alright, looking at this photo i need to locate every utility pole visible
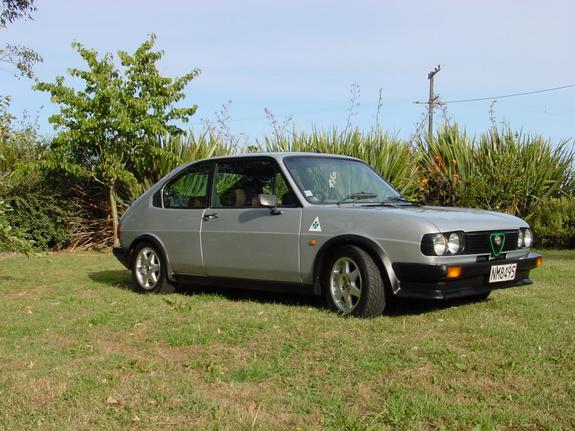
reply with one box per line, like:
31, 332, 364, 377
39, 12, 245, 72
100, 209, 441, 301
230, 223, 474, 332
427, 65, 441, 139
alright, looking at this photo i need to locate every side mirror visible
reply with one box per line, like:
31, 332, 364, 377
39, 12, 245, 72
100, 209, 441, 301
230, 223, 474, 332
258, 194, 282, 215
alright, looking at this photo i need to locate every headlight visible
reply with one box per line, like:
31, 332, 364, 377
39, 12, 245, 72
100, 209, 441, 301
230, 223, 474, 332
447, 232, 462, 254
433, 234, 447, 255
523, 228, 533, 248
517, 230, 524, 248
421, 231, 465, 256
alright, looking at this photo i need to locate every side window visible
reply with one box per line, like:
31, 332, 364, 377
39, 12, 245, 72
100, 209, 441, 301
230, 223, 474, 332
266, 172, 298, 207
152, 190, 162, 207
163, 164, 210, 209
213, 159, 299, 208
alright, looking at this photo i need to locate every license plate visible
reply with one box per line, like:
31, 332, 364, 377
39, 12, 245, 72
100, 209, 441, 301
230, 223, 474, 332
489, 263, 517, 283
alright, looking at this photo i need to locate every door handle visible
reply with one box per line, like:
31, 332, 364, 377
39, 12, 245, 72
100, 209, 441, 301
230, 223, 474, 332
203, 212, 219, 221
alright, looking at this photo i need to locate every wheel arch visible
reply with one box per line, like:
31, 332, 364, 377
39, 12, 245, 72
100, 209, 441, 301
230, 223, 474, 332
312, 234, 397, 296
127, 234, 176, 282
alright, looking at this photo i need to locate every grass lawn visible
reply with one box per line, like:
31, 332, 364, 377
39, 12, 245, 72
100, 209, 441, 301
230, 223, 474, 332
0, 250, 573, 430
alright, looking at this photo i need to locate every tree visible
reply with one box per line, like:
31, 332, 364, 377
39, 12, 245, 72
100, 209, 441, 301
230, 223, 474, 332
0, 0, 42, 78
1, 0, 35, 24
35, 34, 200, 246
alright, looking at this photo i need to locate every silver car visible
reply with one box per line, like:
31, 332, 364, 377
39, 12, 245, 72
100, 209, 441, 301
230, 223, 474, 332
113, 153, 542, 317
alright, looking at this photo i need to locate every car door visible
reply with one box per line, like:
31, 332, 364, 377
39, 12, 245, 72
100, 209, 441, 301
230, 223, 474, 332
200, 157, 302, 283
152, 162, 212, 274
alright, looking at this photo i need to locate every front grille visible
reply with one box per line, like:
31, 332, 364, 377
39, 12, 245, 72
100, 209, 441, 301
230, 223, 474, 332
464, 230, 519, 255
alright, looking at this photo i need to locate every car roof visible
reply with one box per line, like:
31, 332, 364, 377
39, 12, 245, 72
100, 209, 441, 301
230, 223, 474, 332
191, 152, 362, 165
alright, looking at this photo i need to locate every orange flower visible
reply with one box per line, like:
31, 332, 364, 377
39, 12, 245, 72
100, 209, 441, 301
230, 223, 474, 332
434, 155, 442, 163
452, 173, 460, 180
451, 159, 457, 166
420, 178, 429, 187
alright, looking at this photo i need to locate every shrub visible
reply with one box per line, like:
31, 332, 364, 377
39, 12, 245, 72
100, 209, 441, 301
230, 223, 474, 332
418, 154, 465, 206
0, 199, 33, 253
530, 197, 575, 248
418, 125, 471, 206
1, 182, 81, 251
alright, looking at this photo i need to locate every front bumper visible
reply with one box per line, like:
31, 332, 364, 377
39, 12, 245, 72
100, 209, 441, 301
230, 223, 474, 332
392, 253, 541, 300
112, 246, 130, 269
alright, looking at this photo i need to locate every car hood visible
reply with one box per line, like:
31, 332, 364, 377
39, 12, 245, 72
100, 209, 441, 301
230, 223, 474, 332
366, 205, 528, 232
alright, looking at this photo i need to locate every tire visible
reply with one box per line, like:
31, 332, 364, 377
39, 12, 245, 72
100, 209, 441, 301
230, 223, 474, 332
324, 245, 386, 318
131, 242, 175, 294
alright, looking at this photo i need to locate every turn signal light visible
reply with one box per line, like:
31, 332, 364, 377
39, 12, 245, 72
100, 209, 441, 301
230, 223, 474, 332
446, 266, 462, 279
535, 256, 543, 267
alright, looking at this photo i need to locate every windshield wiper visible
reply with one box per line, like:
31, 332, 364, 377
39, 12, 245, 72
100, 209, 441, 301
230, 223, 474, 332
381, 196, 419, 206
337, 192, 378, 204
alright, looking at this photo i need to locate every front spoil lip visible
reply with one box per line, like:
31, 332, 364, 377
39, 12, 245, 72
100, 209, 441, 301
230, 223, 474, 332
393, 253, 541, 283
391, 253, 542, 300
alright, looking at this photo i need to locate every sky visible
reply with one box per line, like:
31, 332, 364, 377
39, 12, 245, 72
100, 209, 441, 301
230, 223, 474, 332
2, 0, 575, 147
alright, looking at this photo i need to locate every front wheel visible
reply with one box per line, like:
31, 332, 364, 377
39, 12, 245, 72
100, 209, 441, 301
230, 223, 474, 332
324, 245, 386, 318
131, 243, 175, 294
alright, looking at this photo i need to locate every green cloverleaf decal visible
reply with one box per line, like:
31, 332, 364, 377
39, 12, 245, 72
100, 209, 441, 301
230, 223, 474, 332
489, 232, 506, 257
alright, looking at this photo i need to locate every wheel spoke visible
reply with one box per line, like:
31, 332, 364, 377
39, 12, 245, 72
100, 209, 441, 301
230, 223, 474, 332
150, 271, 158, 284
350, 285, 361, 298
349, 268, 359, 283
343, 292, 352, 309
344, 260, 351, 276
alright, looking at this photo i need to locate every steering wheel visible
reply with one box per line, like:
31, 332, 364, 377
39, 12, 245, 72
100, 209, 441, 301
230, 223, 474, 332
166, 191, 184, 208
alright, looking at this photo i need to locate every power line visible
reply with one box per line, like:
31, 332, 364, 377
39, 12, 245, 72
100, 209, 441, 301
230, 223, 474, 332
189, 83, 575, 126
501, 107, 575, 118
441, 84, 575, 104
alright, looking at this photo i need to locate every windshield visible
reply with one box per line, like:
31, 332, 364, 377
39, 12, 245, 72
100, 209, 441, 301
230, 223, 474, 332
284, 156, 401, 205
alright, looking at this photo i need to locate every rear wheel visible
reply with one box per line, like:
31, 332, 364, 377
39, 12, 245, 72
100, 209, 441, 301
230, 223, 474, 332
131, 243, 175, 294
324, 245, 386, 318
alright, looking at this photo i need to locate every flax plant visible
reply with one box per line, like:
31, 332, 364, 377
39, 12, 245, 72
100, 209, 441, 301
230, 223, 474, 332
260, 127, 420, 197
469, 128, 573, 219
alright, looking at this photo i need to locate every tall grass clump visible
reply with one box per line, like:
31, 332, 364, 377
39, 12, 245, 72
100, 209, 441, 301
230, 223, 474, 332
132, 131, 235, 191
417, 124, 473, 206
418, 125, 574, 221
261, 127, 421, 197
467, 128, 573, 220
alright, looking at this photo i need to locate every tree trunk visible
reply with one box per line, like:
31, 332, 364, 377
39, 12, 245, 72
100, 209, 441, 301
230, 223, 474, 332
109, 184, 120, 247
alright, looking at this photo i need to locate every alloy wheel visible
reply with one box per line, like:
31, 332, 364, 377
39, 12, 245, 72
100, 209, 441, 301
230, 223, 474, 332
329, 257, 362, 313
135, 247, 161, 290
